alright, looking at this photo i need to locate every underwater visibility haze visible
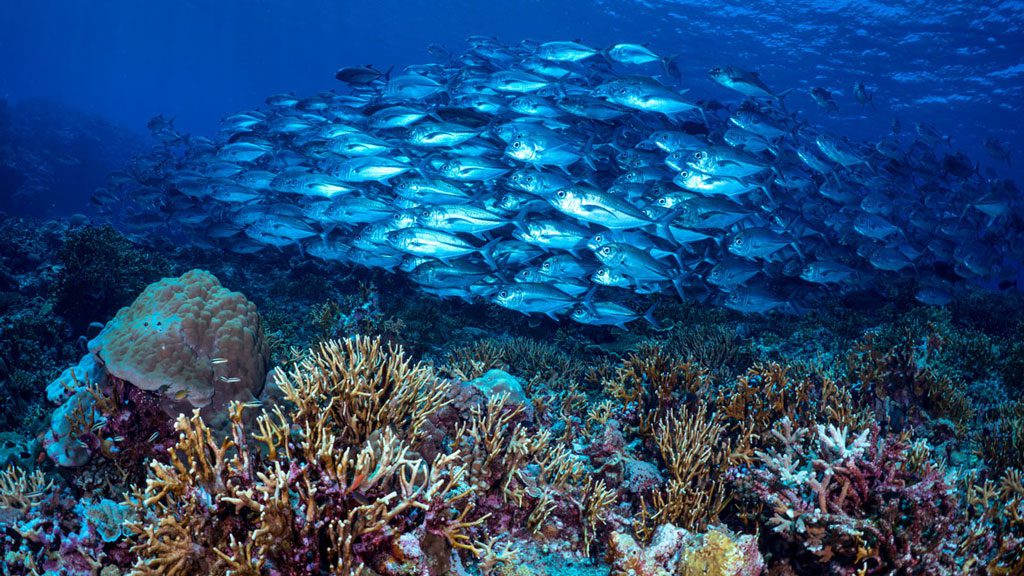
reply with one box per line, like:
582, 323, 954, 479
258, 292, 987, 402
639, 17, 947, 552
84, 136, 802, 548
0, 1, 1023, 575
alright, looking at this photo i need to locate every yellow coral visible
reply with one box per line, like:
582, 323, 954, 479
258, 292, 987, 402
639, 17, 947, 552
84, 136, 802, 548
129, 336, 478, 576
0, 465, 52, 511
271, 335, 450, 446
605, 343, 712, 436
678, 528, 749, 576
640, 403, 750, 535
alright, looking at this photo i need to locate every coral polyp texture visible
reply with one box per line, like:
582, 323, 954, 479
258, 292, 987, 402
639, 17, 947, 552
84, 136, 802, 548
1, 221, 1024, 575
88, 269, 270, 421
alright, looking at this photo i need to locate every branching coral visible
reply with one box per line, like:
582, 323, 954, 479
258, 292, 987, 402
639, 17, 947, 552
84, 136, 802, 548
443, 336, 583, 391
847, 329, 974, 434
959, 468, 1024, 573
717, 362, 872, 444
669, 323, 744, 377
981, 400, 1024, 472
54, 225, 170, 331
733, 417, 961, 574
271, 335, 450, 446
0, 465, 52, 511
129, 335, 471, 576
454, 392, 549, 500
638, 403, 751, 538
577, 477, 617, 554
605, 342, 712, 437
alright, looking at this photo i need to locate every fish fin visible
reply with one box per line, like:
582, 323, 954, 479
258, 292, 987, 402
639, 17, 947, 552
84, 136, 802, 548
512, 209, 533, 235
479, 237, 502, 270
544, 311, 560, 322
583, 286, 597, 312
671, 277, 686, 301
663, 54, 682, 81
643, 302, 663, 330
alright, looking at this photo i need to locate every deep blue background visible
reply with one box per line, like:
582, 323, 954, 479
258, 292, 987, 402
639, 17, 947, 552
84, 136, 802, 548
1, 0, 1021, 215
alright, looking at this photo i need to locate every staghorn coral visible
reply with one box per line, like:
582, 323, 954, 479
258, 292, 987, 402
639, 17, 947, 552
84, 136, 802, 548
54, 225, 171, 331
717, 362, 870, 441
454, 392, 547, 499
846, 328, 974, 435
443, 336, 583, 392
270, 335, 450, 446
980, 400, 1024, 473
604, 342, 712, 437
732, 417, 961, 574
958, 468, 1024, 573
637, 403, 751, 538
668, 323, 745, 378
0, 465, 52, 512
577, 477, 617, 554
129, 337, 472, 576
88, 269, 270, 430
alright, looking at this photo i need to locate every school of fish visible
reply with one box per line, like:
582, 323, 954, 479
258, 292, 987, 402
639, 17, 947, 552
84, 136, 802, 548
95, 37, 1022, 328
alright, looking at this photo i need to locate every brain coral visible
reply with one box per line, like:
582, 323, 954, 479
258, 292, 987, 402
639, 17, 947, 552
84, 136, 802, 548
87, 269, 270, 422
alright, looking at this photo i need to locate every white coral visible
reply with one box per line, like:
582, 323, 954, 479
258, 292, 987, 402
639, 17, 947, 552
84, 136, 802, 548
816, 423, 870, 463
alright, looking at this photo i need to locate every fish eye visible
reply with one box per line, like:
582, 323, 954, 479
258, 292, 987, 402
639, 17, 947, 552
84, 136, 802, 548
657, 198, 668, 206
680, 170, 689, 178
595, 234, 604, 242
573, 308, 584, 317
499, 290, 508, 298
601, 246, 612, 255
542, 262, 551, 270
735, 237, 743, 245
694, 151, 705, 160
513, 141, 521, 149
441, 163, 449, 170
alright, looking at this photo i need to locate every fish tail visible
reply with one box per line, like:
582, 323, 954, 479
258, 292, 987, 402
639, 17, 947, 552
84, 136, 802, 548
479, 236, 502, 270
775, 88, 794, 114
642, 302, 663, 330
663, 54, 682, 81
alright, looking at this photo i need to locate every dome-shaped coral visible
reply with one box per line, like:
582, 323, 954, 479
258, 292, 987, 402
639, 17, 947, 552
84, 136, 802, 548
87, 269, 269, 422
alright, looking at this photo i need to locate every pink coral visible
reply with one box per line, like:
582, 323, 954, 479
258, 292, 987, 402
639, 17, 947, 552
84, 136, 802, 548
733, 419, 960, 574
88, 269, 269, 424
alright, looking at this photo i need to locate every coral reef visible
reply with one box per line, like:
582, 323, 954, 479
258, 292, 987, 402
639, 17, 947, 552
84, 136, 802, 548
129, 337, 463, 575
1, 214, 1024, 575
54, 225, 171, 331
732, 419, 960, 573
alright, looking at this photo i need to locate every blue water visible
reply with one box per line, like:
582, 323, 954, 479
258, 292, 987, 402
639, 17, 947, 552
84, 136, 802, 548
1, 0, 1020, 217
